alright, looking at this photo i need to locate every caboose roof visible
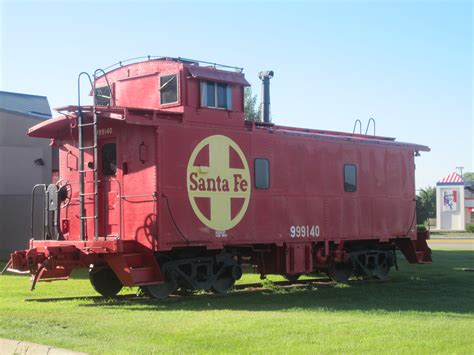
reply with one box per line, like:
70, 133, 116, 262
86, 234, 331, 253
187, 66, 250, 86
27, 106, 182, 137
256, 124, 430, 152
27, 105, 430, 153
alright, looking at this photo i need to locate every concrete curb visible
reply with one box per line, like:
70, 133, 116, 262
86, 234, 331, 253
0, 339, 88, 355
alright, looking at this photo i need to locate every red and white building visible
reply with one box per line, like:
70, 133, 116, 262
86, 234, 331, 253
436, 172, 474, 230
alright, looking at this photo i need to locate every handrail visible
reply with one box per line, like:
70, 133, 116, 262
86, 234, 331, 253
352, 119, 362, 134
108, 178, 123, 240
93, 68, 113, 106
77, 72, 94, 241
31, 184, 47, 240
53, 177, 158, 241
365, 117, 376, 136
100, 55, 244, 75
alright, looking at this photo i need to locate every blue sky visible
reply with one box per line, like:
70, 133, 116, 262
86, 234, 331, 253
1, 0, 472, 189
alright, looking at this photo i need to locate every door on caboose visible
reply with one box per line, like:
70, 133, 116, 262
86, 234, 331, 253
98, 139, 121, 238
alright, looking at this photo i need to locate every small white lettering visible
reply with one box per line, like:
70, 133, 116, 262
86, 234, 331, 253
215, 230, 228, 238
290, 225, 320, 238
97, 128, 113, 136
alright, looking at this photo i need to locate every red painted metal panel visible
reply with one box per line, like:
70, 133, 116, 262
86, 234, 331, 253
7, 58, 430, 286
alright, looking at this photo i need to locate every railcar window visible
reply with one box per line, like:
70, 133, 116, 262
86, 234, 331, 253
160, 74, 178, 105
255, 158, 270, 189
102, 143, 117, 176
205, 81, 216, 107
95, 86, 111, 106
201, 80, 232, 110
344, 164, 357, 192
216, 83, 227, 108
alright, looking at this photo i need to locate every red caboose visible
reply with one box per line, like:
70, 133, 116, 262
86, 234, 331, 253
6, 57, 431, 298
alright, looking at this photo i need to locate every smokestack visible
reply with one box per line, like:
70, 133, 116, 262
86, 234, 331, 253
259, 70, 274, 123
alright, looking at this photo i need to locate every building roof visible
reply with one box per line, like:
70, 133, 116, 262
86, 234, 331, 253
0, 91, 52, 119
437, 172, 465, 186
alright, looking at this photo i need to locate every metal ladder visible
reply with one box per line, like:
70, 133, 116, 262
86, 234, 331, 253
77, 70, 111, 241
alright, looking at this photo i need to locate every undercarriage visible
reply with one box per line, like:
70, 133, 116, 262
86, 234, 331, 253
3, 232, 431, 300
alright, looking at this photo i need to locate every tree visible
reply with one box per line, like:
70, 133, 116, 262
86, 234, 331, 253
416, 187, 436, 225
463, 171, 474, 182
244, 87, 261, 122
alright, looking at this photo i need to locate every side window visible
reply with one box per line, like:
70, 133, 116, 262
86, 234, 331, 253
344, 164, 357, 192
160, 74, 178, 105
102, 143, 117, 176
95, 86, 111, 106
255, 158, 270, 189
201, 80, 232, 110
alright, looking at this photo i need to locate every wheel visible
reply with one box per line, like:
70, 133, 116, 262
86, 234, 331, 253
211, 275, 235, 294
211, 264, 241, 294
141, 280, 178, 299
89, 266, 123, 297
373, 264, 391, 280
373, 253, 392, 280
327, 262, 353, 283
284, 273, 301, 283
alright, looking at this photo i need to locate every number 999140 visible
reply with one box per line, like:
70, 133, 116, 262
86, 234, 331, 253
290, 225, 320, 238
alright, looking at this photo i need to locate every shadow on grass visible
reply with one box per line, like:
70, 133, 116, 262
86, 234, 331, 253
4, 250, 474, 315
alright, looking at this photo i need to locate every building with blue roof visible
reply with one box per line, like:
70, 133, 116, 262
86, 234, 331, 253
0, 91, 54, 258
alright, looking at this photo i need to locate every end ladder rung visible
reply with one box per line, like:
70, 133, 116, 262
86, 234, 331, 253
79, 169, 97, 173
80, 215, 98, 220
80, 192, 97, 196
78, 122, 97, 127
79, 145, 97, 150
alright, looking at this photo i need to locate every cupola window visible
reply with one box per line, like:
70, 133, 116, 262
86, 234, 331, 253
201, 81, 232, 110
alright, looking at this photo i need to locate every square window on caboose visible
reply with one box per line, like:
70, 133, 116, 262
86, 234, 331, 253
201, 80, 232, 110
159, 74, 178, 105
344, 164, 357, 192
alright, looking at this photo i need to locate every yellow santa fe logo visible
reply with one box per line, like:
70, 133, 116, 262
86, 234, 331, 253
187, 135, 251, 231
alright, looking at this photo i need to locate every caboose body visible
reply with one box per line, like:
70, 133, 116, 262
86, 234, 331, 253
6, 57, 431, 298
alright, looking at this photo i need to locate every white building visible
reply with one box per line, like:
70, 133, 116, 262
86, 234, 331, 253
436, 172, 474, 231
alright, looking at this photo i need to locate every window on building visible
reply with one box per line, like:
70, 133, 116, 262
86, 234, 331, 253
344, 164, 357, 192
95, 86, 111, 106
201, 81, 232, 110
160, 74, 178, 105
255, 158, 270, 189
102, 143, 117, 176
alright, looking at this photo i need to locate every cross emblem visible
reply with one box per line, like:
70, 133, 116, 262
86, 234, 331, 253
187, 135, 251, 231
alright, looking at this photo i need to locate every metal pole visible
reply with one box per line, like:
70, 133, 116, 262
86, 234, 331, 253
78, 106, 85, 241
92, 76, 99, 241
77, 72, 93, 241
258, 71, 274, 123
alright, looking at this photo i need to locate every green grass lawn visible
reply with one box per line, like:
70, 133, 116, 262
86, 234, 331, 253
1, 248, 473, 354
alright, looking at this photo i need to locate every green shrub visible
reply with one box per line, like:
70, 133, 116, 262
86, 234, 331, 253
417, 225, 427, 232
466, 224, 474, 233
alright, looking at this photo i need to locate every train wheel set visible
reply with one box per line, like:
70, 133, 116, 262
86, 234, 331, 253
85, 247, 397, 299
